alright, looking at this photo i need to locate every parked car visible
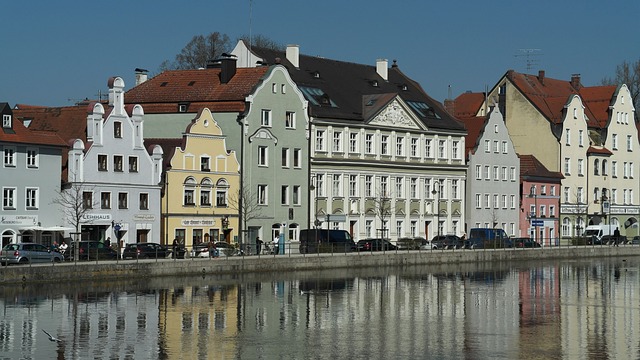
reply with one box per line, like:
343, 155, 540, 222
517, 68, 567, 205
600, 235, 628, 246
66, 241, 118, 261
122, 242, 171, 259
213, 242, 239, 257
0, 243, 64, 265
190, 243, 220, 258
512, 237, 541, 248
632, 236, 640, 245
419, 240, 436, 250
357, 238, 397, 252
397, 237, 428, 250
466, 228, 512, 249
299, 229, 356, 254
431, 235, 464, 249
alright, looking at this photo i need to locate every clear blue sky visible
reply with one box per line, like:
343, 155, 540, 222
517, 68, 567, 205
2, 0, 639, 107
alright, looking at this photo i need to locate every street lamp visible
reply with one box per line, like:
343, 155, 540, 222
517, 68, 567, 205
529, 185, 538, 245
601, 188, 609, 237
309, 174, 320, 252
432, 181, 440, 240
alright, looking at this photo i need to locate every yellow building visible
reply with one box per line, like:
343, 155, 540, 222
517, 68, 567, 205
158, 108, 240, 249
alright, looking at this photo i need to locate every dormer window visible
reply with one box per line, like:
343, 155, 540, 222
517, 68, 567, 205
401, 84, 408, 91
372, 80, 379, 87
2, 114, 11, 128
313, 71, 320, 79
178, 103, 188, 113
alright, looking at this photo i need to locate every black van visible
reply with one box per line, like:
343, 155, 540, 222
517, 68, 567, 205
299, 229, 356, 254
466, 228, 512, 249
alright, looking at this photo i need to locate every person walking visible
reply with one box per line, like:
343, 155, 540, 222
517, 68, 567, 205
614, 228, 621, 247
272, 233, 279, 255
172, 237, 180, 259
208, 240, 217, 258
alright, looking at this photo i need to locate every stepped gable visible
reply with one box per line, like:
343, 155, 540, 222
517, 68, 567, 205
125, 67, 269, 113
246, 44, 465, 131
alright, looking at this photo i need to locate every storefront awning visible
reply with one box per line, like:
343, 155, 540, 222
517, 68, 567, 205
19, 226, 74, 232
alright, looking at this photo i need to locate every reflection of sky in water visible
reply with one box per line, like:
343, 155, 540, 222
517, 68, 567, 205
0, 258, 639, 359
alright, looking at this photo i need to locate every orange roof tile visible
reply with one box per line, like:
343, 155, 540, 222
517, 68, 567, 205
519, 154, 564, 180
451, 92, 485, 118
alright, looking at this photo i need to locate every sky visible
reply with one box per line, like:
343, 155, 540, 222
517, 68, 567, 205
2, 0, 640, 107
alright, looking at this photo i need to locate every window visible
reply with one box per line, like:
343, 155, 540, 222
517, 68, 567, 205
493, 194, 499, 209
365, 134, 374, 154
510, 167, 516, 181
184, 188, 194, 205
577, 187, 584, 203
624, 162, 629, 178
3, 147, 16, 167
139, 193, 149, 210
82, 191, 93, 209
612, 189, 618, 204
98, 154, 108, 171
577, 159, 584, 176
493, 140, 499, 153
101, 192, 111, 209
349, 133, 359, 153
565, 129, 570, 145
114, 121, 122, 138
550, 206, 555, 217
216, 179, 229, 207
396, 221, 403, 238
316, 174, 325, 197
381, 135, 389, 155
612, 161, 618, 177
365, 220, 373, 238
563, 187, 570, 203
475, 165, 482, 180
411, 221, 417, 237
113, 155, 123, 172
627, 135, 633, 151
602, 160, 608, 176
631, 162, 635, 178
410, 138, 418, 157
475, 194, 481, 208
333, 131, 343, 152
484, 194, 490, 209
2, 114, 11, 127
349, 175, 358, 197
612, 134, 618, 150
315, 130, 326, 151
257, 185, 268, 205
540, 205, 546, 217
550, 186, 556, 196
380, 176, 389, 196
501, 141, 508, 154
501, 166, 507, 181
579, 130, 584, 147
365, 175, 373, 197
129, 156, 139, 172
281, 148, 290, 168
184, 178, 196, 206
200, 157, 210, 171
452, 141, 460, 159
332, 174, 342, 197
438, 140, 446, 159
293, 149, 302, 168
258, 146, 268, 166
261, 109, 272, 127
3, 187, 16, 209
26, 148, 38, 168
200, 186, 211, 206
281, 185, 289, 205
281, 84, 286, 94
396, 177, 404, 198
293, 185, 301, 205
424, 178, 432, 198
510, 195, 516, 209
493, 166, 499, 180
410, 178, 417, 198
396, 137, 404, 156
484, 140, 490, 153
564, 158, 571, 175
451, 179, 458, 199
425, 139, 433, 158
484, 166, 490, 180
118, 193, 128, 209
594, 159, 600, 175
501, 195, 507, 208
271, 83, 277, 93
24, 188, 38, 209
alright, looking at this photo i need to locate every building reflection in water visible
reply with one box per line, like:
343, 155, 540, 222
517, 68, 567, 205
0, 258, 639, 359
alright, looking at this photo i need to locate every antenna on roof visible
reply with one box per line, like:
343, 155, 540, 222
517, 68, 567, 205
248, 0, 253, 52
514, 49, 543, 72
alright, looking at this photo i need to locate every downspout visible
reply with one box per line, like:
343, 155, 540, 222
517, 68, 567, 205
307, 116, 313, 230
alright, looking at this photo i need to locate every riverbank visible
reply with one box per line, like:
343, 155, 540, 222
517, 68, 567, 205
2, 245, 639, 285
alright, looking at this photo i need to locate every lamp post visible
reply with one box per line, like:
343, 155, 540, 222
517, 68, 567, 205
601, 188, 609, 239
309, 174, 320, 252
432, 181, 440, 240
529, 185, 538, 245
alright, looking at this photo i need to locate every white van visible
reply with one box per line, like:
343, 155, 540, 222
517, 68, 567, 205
583, 225, 616, 244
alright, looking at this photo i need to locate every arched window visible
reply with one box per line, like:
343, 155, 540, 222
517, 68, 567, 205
602, 160, 608, 176
562, 217, 571, 237
594, 159, 600, 175
183, 177, 197, 206
200, 178, 213, 206
594, 187, 600, 202
216, 179, 229, 207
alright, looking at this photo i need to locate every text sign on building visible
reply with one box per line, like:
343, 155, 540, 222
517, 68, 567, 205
81, 214, 112, 222
532, 220, 544, 227
0, 215, 38, 226
180, 218, 215, 227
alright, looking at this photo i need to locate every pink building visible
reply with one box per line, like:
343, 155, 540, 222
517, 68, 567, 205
519, 155, 564, 246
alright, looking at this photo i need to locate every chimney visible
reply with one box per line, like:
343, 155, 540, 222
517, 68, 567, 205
538, 70, 545, 85
286, 44, 299, 68
444, 99, 455, 115
219, 57, 237, 84
135, 68, 148, 86
376, 59, 388, 81
571, 74, 582, 90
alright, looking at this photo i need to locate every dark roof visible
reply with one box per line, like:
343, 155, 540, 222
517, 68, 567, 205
519, 154, 564, 180
456, 115, 486, 157
145, 138, 183, 170
1, 104, 67, 147
245, 44, 465, 131
125, 67, 269, 114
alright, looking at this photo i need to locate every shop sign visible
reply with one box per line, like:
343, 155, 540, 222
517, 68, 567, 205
134, 214, 156, 221
181, 218, 215, 227
1, 215, 38, 226
81, 213, 112, 222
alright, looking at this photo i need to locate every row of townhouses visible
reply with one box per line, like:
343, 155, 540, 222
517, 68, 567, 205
1, 40, 637, 251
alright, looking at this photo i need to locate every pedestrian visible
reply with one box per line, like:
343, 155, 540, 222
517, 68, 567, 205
59, 240, 68, 255
256, 237, 263, 255
272, 233, 279, 255
172, 237, 180, 259
208, 239, 217, 258
614, 228, 621, 247
105, 237, 111, 249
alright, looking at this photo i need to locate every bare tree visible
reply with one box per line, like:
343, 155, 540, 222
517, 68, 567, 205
160, 32, 232, 71
372, 187, 393, 240
51, 182, 97, 260
237, 34, 285, 51
228, 184, 264, 250
601, 58, 640, 121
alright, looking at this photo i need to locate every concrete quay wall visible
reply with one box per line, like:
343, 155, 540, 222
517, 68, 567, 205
2, 246, 639, 285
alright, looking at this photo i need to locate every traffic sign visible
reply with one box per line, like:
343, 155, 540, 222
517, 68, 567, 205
532, 220, 544, 227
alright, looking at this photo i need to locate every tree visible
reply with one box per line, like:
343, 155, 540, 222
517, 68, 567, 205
228, 184, 264, 252
51, 182, 97, 261
237, 34, 285, 51
160, 32, 232, 71
372, 187, 393, 240
601, 58, 640, 121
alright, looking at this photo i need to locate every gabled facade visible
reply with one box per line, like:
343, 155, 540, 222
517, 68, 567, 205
460, 106, 520, 236
156, 108, 240, 249
460, 70, 639, 240
126, 62, 310, 249
233, 41, 468, 241
0, 103, 67, 247
66, 77, 163, 246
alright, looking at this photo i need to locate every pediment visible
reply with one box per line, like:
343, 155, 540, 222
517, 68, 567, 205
367, 98, 422, 129
249, 128, 278, 144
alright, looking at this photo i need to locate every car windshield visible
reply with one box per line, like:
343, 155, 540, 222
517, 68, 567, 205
3, 244, 19, 251
584, 230, 599, 236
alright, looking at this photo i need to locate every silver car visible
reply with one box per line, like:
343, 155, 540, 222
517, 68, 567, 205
0, 243, 64, 265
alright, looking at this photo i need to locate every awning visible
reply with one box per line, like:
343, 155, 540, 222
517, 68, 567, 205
19, 226, 74, 232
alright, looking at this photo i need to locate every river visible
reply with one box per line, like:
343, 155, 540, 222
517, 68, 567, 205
1, 257, 638, 359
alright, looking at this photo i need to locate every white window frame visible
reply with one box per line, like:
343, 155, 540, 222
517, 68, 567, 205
425, 139, 433, 158
410, 138, 418, 157
438, 140, 446, 159
292, 185, 301, 205
293, 149, 302, 168
315, 130, 326, 151
349, 133, 359, 153
258, 146, 268, 167
25, 187, 38, 209
333, 131, 343, 152
349, 175, 358, 197
365, 134, 374, 154
381, 135, 389, 155
3, 187, 16, 209
26, 147, 39, 168
3, 146, 16, 167
281, 148, 290, 168
281, 185, 289, 205
257, 184, 268, 205
396, 137, 404, 156
261, 109, 272, 127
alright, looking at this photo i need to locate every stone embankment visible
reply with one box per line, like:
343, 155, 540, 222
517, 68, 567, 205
2, 246, 639, 285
